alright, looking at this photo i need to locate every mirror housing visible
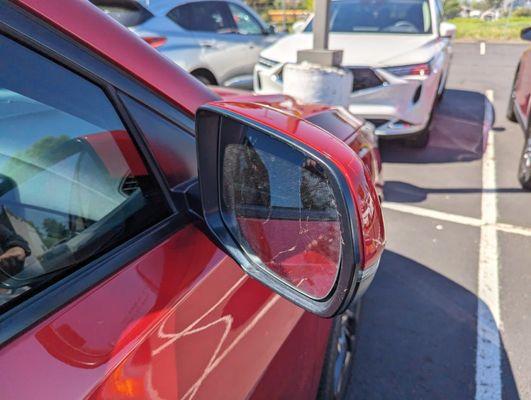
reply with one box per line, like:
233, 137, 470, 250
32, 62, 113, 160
267, 24, 277, 35
521, 27, 531, 41
440, 22, 456, 38
292, 20, 306, 33
196, 102, 385, 317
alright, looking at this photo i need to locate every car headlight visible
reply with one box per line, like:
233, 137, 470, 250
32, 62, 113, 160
384, 61, 432, 77
257, 56, 281, 69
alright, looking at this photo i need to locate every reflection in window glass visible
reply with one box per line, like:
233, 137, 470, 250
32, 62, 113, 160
221, 120, 342, 299
0, 34, 169, 307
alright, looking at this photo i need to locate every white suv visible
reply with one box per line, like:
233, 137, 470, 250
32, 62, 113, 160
254, 0, 455, 147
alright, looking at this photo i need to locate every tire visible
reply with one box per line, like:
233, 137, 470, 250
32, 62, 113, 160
507, 68, 519, 123
194, 74, 213, 85
507, 90, 517, 123
405, 126, 430, 148
404, 94, 438, 149
317, 303, 360, 400
518, 129, 531, 190
191, 70, 216, 86
436, 73, 447, 103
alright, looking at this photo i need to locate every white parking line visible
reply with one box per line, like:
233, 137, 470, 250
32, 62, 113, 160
480, 42, 486, 56
476, 89, 501, 400
382, 202, 531, 237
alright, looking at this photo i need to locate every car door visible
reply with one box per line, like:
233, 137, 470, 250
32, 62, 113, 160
167, 1, 250, 85
225, 2, 279, 85
0, 5, 332, 400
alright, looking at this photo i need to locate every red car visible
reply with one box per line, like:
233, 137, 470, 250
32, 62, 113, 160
507, 26, 531, 190
0, 1, 384, 399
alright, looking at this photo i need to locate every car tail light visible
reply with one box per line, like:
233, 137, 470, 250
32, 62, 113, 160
142, 36, 167, 48
385, 62, 432, 77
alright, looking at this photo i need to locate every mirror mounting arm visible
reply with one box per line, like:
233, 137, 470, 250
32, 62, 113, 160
171, 178, 204, 222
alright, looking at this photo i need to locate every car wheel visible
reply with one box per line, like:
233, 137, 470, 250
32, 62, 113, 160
191, 69, 217, 86
405, 126, 430, 148
507, 68, 518, 122
405, 97, 437, 148
436, 74, 447, 102
317, 302, 360, 400
518, 132, 531, 190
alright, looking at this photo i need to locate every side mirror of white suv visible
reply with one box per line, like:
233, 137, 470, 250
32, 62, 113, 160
440, 22, 456, 38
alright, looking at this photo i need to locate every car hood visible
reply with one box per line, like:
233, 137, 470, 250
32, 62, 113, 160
260, 33, 439, 67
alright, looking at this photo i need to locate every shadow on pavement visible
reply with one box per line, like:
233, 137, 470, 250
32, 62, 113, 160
347, 251, 519, 400
384, 180, 525, 203
380, 89, 490, 164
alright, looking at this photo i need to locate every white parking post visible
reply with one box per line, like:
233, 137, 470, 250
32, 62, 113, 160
283, 63, 352, 107
282, 0, 351, 107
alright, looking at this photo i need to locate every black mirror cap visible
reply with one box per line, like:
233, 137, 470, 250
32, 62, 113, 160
195, 102, 385, 317
521, 27, 531, 41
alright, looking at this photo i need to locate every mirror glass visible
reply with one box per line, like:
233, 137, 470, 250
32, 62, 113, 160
220, 119, 342, 299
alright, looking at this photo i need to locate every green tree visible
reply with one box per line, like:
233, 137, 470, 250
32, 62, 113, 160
444, 0, 461, 19
42, 218, 68, 248
1, 135, 70, 184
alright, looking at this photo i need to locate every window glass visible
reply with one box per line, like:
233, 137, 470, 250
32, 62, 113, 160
0, 34, 169, 307
304, 0, 432, 34
90, 0, 153, 27
119, 94, 197, 188
167, 1, 237, 32
228, 3, 263, 35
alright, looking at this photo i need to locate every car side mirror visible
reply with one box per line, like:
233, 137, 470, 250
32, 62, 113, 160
292, 20, 306, 33
439, 22, 456, 38
196, 102, 385, 317
267, 24, 277, 35
521, 27, 531, 41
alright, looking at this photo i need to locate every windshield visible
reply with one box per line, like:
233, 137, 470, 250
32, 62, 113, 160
304, 0, 432, 34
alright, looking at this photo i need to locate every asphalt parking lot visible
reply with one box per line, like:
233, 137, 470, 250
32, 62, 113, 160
348, 42, 531, 400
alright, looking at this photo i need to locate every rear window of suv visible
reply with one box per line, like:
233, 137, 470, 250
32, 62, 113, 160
90, 0, 153, 27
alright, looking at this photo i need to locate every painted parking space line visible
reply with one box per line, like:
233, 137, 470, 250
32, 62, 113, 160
382, 202, 531, 237
480, 42, 486, 56
476, 89, 501, 400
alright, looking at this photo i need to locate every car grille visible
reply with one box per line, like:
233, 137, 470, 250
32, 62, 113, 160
348, 67, 384, 92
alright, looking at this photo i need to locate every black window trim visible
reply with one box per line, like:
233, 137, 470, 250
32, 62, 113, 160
0, 2, 200, 346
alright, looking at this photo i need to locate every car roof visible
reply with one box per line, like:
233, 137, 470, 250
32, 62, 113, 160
13, 0, 220, 116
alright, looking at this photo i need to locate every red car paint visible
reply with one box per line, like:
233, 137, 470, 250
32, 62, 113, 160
0, 1, 384, 399
211, 88, 384, 198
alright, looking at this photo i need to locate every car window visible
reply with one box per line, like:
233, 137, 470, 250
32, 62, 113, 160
0, 34, 170, 308
304, 0, 432, 34
89, 0, 153, 27
167, 1, 237, 33
228, 3, 263, 35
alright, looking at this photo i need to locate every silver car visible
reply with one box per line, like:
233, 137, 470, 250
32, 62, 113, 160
91, 0, 279, 89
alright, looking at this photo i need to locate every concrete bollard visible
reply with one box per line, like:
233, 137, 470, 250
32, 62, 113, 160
282, 62, 353, 107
